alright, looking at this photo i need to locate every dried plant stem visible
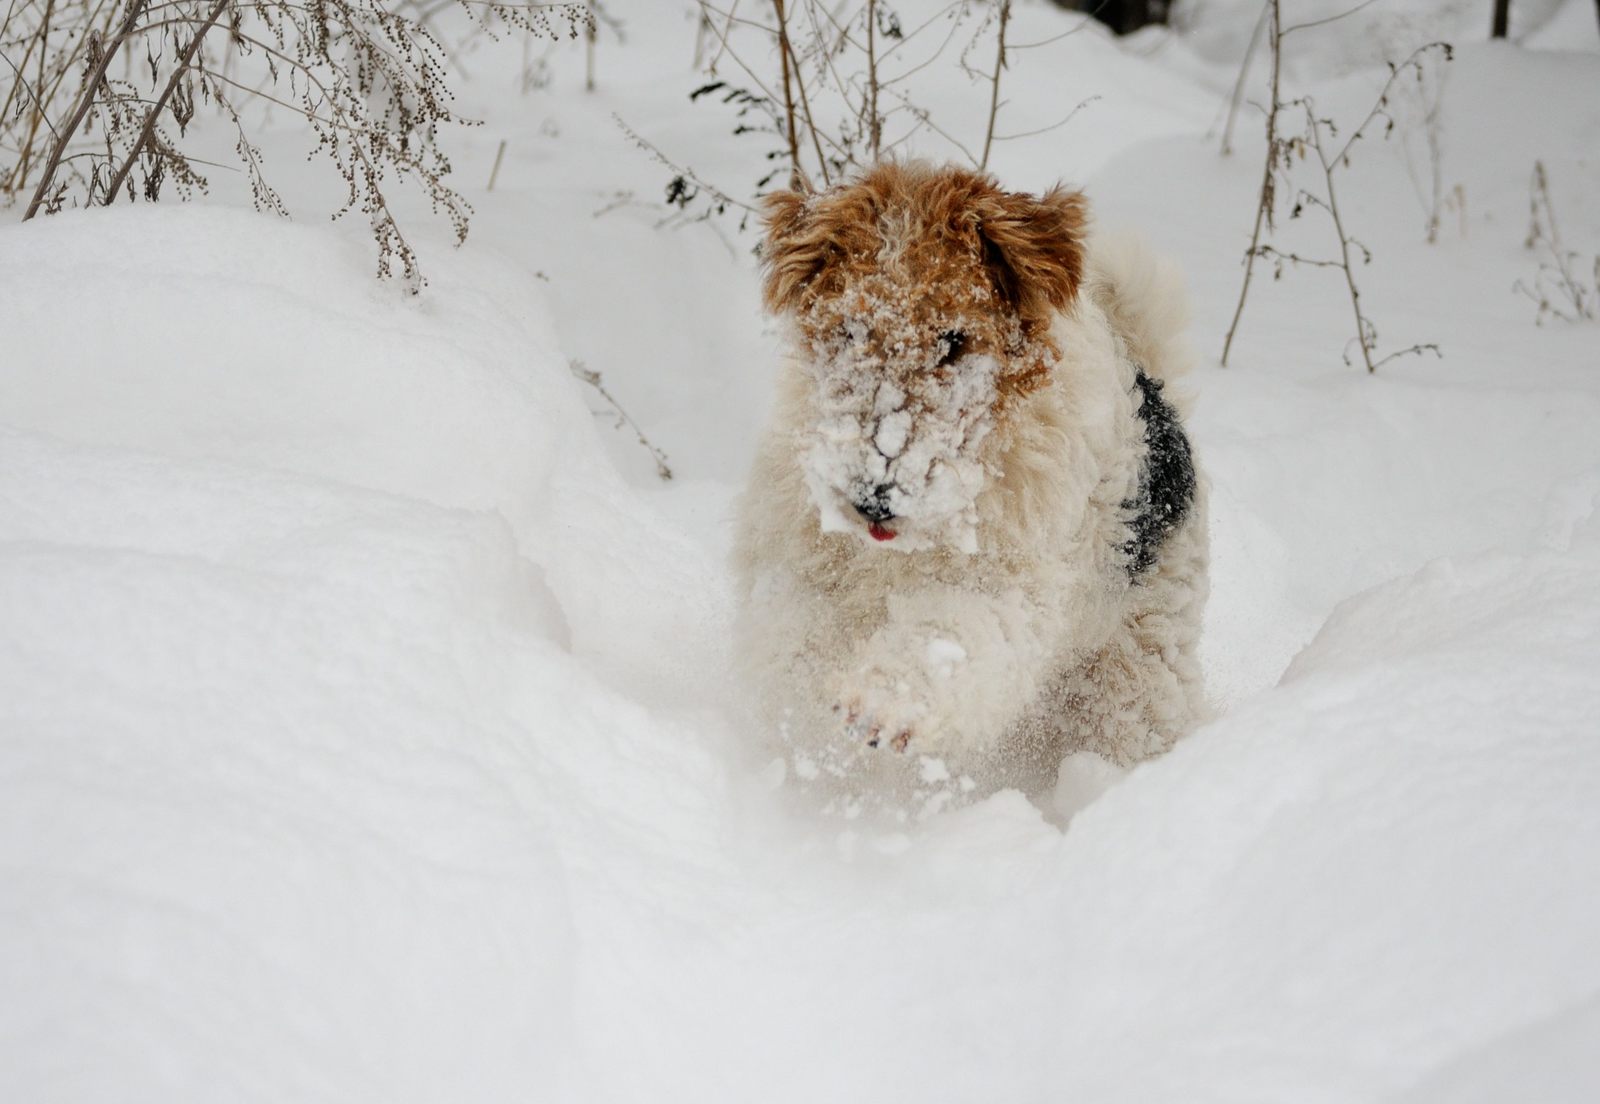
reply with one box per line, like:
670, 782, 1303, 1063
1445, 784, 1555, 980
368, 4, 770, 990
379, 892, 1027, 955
777, 0, 830, 185
880, 81, 980, 165
1219, 0, 1269, 157
771, 0, 805, 187
1301, 111, 1378, 372
0, 4, 40, 127
692, 7, 712, 68
1221, 10, 1444, 371
10, 0, 590, 284
612, 113, 756, 214
673, 0, 1083, 219
584, 0, 597, 90
865, 0, 881, 161
487, 139, 508, 190
1220, 0, 1278, 366
991, 94, 1099, 143
101, 0, 229, 206
1514, 161, 1599, 324
1529, 161, 1562, 247
979, 0, 1010, 171
1406, 84, 1444, 244
22, 0, 149, 219
9, 1, 52, 189
1278, 0, 1383, 37
9, 0, 58, 187
569, 360, 673, 481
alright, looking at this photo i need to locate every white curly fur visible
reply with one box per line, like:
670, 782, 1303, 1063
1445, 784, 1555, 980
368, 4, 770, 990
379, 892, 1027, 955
734, 229, 1209, 786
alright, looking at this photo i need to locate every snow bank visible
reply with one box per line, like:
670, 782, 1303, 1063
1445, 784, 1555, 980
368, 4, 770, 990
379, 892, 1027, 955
5, 6, 1600, 1100
5, 202, 1600, 1102
0, 207, 731, 1101
0, 206, 727, 702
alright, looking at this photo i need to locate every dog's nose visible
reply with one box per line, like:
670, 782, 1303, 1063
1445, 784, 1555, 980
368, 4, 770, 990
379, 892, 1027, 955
853, 484, 896, 523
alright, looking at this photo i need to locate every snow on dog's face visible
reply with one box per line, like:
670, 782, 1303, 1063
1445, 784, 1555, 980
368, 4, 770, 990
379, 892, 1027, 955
762, 163, 1087, 553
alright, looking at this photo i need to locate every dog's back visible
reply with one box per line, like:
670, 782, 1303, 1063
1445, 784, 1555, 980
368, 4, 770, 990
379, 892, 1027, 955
1084, 231, 1195, 391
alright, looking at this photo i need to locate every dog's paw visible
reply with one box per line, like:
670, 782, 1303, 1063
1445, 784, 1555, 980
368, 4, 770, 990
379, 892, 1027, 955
832, 676, 931, 754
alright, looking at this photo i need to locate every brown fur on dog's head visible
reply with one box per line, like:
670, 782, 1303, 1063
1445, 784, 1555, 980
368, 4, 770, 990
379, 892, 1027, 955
758, 163, 1090, 552
761, 163, 1087, 383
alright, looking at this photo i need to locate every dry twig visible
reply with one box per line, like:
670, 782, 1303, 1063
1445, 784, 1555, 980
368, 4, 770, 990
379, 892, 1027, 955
5, 0, 591, 287
978, 0, 1008, 170
569, 359, 674, 481
1220, 0, 1281, 366
1514, 161, 1599, 325
1220, 10, 1450, 373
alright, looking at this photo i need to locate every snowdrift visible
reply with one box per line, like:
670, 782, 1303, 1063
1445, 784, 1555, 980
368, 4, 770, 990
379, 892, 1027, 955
6, 1, 1600, 1097
3, 197, 1599, 1102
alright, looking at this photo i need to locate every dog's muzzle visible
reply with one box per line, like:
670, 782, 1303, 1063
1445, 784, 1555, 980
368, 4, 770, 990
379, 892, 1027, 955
851, 483, 896, 524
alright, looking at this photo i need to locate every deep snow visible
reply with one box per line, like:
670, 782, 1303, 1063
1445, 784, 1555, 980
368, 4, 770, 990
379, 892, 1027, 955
3, 1, 1600, 1100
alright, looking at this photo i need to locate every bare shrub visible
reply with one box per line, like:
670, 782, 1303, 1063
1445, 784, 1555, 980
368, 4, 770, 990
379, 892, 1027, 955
1514, 161, 1599, 324
1395, 57, 1447, 245
1220, 0, 1450, 374
651, 0, 1096, 216
2, 0, 590, 287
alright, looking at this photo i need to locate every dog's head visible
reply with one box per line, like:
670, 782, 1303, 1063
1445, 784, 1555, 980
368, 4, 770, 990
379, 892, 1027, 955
762, 163, 1087, 553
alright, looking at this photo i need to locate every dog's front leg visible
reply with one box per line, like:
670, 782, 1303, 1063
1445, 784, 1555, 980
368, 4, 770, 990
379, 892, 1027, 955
835, 583, 1056, 756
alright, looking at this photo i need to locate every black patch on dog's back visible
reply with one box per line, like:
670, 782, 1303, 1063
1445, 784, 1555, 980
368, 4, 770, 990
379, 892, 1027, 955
1122, 368, 1195, 579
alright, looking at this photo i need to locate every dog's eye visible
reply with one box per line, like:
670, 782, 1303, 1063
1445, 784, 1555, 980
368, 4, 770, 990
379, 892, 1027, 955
936, 329, 968, 367
837, 321, 868, 348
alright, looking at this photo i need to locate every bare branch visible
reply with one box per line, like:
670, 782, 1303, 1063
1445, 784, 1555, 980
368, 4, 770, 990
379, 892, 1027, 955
1008, 0, 1112, 50
612, 112, 756, 214
978, 0, 1009, 171
1514, 161, 1599, 324
864, 0, 880, 162
992, 94, 1099, 142
1280, 0, 1383, 38
23, 0, 151, 219
1221, 3, 1447, 372
569, 359, 673, 481
101, 0, 228, 205
770, 0, 805, 187
1218, 0, 1269, 156
1221, 0, 1279, 366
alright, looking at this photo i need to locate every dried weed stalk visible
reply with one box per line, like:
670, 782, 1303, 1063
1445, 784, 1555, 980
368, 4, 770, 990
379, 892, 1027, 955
569, 359, 673, 481
1513, 161, 1598, 325
1395, 55, 1447, 245
1221, 3, 1450, 373
656, 0, 1094, 218
2, 0, 590, 287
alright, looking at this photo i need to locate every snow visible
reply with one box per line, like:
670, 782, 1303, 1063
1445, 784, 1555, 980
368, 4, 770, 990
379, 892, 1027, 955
4, 0, 1600, 1100
798, 306, 1006, 552
924, 637, 969, 678
1174, 0, 1582, 75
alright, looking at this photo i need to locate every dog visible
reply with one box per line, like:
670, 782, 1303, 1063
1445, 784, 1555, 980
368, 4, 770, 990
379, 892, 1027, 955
733, 162, 1207, 786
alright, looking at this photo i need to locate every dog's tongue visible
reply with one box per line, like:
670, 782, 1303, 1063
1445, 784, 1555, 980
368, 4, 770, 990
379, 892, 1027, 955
868, 522, 896, 542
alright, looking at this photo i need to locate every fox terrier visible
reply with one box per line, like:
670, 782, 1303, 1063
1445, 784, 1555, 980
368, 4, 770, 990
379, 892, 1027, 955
734, 162, 1208, 786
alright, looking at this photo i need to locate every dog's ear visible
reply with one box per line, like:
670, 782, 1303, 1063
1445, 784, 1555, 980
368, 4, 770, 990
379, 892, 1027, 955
760, 189, 823, 315
973, 185, 1088, 322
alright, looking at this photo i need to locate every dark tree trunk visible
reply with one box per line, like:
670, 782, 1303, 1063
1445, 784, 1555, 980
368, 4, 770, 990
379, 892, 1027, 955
1491, 0, 1510, 37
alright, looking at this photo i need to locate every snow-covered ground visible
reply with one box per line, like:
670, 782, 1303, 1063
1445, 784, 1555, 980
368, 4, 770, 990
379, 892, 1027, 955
3, 1, 1599, 1100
